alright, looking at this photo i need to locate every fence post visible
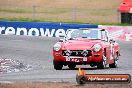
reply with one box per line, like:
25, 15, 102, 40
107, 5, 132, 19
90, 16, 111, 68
73, 7, 77, 21
117, 12, 121, 23
32, 5, 36, 20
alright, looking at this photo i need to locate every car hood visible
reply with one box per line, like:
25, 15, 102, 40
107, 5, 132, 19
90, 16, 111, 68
61, 39, 102, 50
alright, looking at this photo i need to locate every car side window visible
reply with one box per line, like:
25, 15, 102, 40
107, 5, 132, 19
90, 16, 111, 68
101, 31, 107, 41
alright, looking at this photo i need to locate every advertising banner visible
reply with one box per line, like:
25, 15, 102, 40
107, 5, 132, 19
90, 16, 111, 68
99, 25, 132, 41
0, 21, 98, 37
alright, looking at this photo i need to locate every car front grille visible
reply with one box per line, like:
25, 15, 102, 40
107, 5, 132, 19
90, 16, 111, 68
62, 50, 92, 57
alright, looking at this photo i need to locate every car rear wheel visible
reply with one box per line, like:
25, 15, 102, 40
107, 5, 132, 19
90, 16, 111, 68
109, 54, 118, 68
53, 60, 63, 70
68, 64, 76, 69
97, 54, 106, 69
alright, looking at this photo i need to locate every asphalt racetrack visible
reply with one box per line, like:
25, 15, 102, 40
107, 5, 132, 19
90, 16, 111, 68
0, 35, 132, 83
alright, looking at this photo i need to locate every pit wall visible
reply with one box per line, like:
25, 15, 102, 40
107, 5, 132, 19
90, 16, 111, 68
99, 25, 132, 41
0, 21, 132, 41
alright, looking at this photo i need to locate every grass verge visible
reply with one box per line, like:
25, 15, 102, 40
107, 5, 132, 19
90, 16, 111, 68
0, 17, 132, 26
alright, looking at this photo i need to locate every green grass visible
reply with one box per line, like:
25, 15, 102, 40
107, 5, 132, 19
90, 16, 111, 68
1, 17, 132, 26
0, 17, 81, 23
0, 18, 37, 22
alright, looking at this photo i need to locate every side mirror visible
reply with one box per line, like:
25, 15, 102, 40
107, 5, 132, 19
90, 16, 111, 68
109, 39, 115, 43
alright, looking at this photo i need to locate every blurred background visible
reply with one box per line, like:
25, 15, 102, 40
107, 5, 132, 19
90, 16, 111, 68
0, 0, 122, 24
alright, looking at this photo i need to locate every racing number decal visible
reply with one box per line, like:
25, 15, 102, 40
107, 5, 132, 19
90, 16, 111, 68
110, 43, 114, 60
66, 57, 80, 62
71, 58, 80, 62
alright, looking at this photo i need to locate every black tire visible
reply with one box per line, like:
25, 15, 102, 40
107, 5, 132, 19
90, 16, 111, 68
109, 54, 118, 68
68, 64, 76, 69
97, 53, 106, 69
53, 60, 63, 70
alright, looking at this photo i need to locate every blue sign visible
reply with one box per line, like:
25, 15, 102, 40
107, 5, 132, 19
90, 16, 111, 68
0, 21, 98, 37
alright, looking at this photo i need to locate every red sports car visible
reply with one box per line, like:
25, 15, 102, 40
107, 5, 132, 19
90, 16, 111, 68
53, 28, 120, 70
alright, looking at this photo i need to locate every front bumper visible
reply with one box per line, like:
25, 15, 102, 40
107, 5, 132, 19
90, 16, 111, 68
53, 50, 103, 64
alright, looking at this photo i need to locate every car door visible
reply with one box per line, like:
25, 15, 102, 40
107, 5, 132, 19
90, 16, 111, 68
101, 30, 112, 64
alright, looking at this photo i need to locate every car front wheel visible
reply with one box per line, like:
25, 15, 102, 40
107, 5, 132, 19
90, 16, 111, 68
109, 54, 118, 68
53, 60, 63, 70
97, 55, 106, 69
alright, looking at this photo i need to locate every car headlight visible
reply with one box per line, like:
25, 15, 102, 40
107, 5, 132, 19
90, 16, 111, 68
53, 43, 61, 51
93, 44, 101, 52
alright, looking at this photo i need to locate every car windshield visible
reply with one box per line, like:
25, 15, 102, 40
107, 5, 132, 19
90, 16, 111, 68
66, 29, 101, 40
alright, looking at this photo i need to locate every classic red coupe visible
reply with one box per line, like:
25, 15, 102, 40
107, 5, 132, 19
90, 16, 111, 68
53, 28, 120, 70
